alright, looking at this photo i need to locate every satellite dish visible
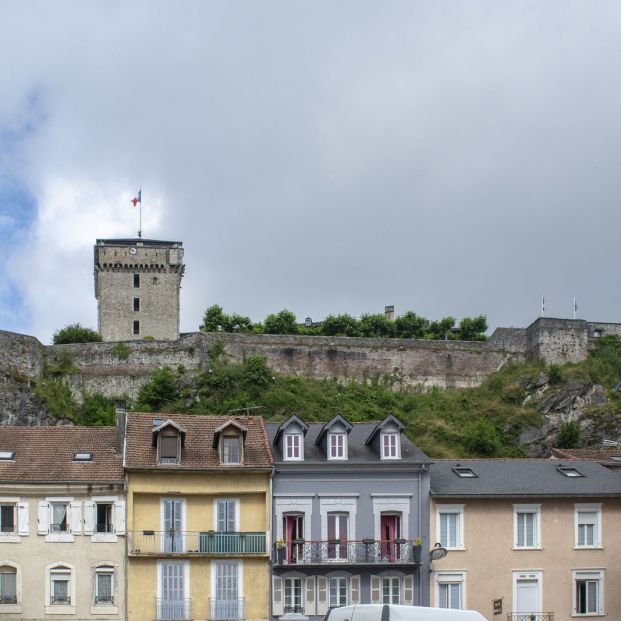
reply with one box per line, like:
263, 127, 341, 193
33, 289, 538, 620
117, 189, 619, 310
429, 545, 448, 561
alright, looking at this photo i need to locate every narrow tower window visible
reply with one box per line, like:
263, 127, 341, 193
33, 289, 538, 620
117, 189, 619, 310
133, 321, 140, 335
133, 274, 140, 288
133, 298, 140, 312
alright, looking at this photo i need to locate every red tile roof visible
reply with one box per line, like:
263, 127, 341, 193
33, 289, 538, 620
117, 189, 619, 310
0, 426, 123, 482
551, 448, 621, 462
125, 412, 273, 470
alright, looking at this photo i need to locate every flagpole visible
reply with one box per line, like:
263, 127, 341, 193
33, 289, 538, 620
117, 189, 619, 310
573, 297, 576, 320
139, 188, 142, 238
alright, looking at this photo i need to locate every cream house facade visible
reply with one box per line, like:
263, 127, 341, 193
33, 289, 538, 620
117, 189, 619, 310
429, 459, 621, 620
0, 426, 126, 620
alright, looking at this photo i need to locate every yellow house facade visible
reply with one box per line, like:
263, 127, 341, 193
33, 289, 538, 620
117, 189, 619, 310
123, 412, 273, 621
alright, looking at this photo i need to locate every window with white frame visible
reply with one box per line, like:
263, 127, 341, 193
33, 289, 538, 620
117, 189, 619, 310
329, 434, 347, 460
213, 562, 241, 620
382, 577, 400, 604
284, 434, 303, 461
436, 573, 465, 610
0, 565, 17, 605
284, 577, 303, 613
329, 577, 348, 607
0, 504, 16, 534
50, 567, 72, 605
573, 570, 604, 616
514, 505, 541, 549
50, 502, 69, 533
221, 435, 241, 464
381, 433, 399, 459
575, 505, 601, 548
216, 499, 237, 532
436, 505, 464, 549
94, 566, 115, 605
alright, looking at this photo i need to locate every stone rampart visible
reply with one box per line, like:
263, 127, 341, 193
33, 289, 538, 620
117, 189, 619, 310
1, 316, 620, 411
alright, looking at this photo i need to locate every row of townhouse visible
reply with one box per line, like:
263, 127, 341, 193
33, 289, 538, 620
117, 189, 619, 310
0, 411, 620, 621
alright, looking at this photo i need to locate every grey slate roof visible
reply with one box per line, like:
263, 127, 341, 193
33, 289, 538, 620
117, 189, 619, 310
430, 459, 621, 498
266, 421, 431, 464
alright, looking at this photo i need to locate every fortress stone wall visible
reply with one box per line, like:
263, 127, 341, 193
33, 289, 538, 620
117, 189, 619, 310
0, 317, 619, 413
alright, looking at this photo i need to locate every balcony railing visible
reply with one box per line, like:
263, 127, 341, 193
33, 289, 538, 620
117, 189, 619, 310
273, 539, 420, 565
156, 598, 192, 621
507, 614, 554, 621
51, 596, 71, 605
0, 595, 17, 604
209, 597, 245, 620
129, 531, 267, 556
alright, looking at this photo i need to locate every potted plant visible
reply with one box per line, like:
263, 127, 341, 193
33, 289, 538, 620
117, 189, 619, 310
275, 539, 286, 564
412, 537, 422, 563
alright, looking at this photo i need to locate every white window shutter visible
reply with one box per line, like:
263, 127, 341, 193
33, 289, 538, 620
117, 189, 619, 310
350, 575, 361, 604
83, 501, 95, 535
317, 577, 328, 616
370, 576, 381, 604
69, 501, 82, 533
18, 502, 29, 535
272, 576, 283, 616
38, 501, 49, 534
403, 575, 414, 605
304, 577, 316, 616
114, 501, 126, 535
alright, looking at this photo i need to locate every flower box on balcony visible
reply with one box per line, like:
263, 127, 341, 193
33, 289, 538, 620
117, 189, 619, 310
394, 538, 406, 545
362, 538, 375, 545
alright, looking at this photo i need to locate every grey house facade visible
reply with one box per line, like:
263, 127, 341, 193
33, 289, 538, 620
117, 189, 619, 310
267, 414, 432, 621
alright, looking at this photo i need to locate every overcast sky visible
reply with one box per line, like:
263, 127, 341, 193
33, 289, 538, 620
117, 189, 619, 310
1, 1, 620, 343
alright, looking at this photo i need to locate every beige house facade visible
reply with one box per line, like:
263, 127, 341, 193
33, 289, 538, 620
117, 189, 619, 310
0, 427, 126, 620
429, 459, 621, 620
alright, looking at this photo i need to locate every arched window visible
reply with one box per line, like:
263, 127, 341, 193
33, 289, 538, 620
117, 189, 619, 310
45, 562, 75, 613
0, 565, 17, 604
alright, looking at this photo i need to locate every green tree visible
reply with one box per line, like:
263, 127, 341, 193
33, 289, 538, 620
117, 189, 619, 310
321, 314, 361, 337
53, 323, 102, 344
394, 311, 427, 339
264, 310, 298, 334
241, 356, 274, 396
359, 313, 395, 338
458, 315, 488, 341
426, 317, 456, 340
137, 366, 179, 411
201, 304, 226, 332
463, 419, 501, 456
80, 393, 116, 426
224, 313, 253, 333
557, 421, 581, 448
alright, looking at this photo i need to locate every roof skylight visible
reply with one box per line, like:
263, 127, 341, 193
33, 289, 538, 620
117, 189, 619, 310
453, 466, 478, 478
557, 465, 583, 477
73, 452, 93, 462
0, 450, 15, 460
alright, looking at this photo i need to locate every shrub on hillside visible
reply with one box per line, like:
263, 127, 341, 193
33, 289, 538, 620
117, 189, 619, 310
53, 323, 102, 344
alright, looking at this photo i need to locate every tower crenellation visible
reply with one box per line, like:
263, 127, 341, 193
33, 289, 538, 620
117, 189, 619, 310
94, 238, 185, 341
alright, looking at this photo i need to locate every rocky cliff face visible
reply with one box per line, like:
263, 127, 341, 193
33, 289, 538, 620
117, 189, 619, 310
519, 374, 621, 454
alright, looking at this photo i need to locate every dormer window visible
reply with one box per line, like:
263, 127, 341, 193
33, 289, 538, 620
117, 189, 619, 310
222, 435, 241, 464
285, 433, 303, 461
213, 420, 247, 465
329, 433, 347, 460
159, 431, 180, 464
382, 433, 400, 459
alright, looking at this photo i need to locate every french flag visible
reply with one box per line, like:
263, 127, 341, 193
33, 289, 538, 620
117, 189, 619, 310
131, 190, 141, 207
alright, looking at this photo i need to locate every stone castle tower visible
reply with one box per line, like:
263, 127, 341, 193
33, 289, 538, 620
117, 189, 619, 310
94, 238, 185, 341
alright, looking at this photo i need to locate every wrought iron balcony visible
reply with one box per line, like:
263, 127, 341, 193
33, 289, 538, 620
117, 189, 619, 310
51, 595, 71, 605
209, 597, 245, 620
156, 598, 192, 621
0, 595, 17, 604
507, 614, 554, 621
129, 531, 267, 556
273, 539, 421, 566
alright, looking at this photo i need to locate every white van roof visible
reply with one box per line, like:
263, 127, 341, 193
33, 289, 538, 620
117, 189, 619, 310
326, 604, 488, 621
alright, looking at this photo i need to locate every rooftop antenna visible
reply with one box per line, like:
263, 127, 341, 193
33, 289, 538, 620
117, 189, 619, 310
131, 189, 142, 238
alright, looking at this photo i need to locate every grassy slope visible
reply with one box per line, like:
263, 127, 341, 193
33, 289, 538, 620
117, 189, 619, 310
38, 337, 621, 458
